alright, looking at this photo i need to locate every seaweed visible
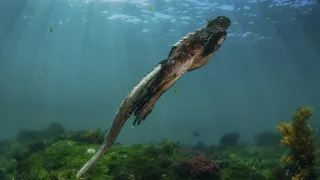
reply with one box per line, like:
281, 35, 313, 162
1, 107, 319, 180
277, 106, 317, 179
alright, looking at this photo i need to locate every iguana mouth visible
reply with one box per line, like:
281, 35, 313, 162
76, 16, 231, 179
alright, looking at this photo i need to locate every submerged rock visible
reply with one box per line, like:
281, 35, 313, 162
174, 156, 220, 179
219, 132, 239, 147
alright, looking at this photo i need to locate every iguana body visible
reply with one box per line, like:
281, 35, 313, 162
77, 16, 231, 178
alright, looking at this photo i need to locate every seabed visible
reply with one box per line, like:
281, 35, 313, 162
0, 107, 319, 180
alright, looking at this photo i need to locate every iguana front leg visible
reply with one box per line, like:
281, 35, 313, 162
131, 52, 191, 126
133, 74, 181, 126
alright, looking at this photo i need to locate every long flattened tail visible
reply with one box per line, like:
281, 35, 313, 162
76, 64, 163, 179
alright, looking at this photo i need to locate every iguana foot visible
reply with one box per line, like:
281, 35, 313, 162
133, 102, 155, 126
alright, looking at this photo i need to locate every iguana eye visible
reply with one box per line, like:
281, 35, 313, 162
217, 16, 231, 28
218, 16, 225, 21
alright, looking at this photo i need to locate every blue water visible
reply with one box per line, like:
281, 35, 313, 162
0, 0, 319, 145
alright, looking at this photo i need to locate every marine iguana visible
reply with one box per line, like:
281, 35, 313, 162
76, 16, 231, 178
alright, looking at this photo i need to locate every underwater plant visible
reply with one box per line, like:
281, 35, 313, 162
159, 140, 180, 156
27, 141, 46, 153
4, 108, 320, 180
0, 125, 305, 180
277, 106, 316, 179
70, 128, 105, 144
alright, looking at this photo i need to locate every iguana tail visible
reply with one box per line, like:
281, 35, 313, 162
76, 64, 162, 178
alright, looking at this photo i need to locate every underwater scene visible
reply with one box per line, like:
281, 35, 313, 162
1, 0, 320, 179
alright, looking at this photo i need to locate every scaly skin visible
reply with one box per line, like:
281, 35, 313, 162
76, 16, 231, 178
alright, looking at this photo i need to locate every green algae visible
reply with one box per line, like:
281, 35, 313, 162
1, 134, 185, 180
0, 115, 319, 180
0, 137, 285, 180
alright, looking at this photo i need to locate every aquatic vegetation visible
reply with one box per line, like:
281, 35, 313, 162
214, 146, 283, 180
70, 128, 105, 144
277, 106, 316, 179
1, 108, 320, 180
0, 129, 286, 180
159, 140, 180, 156
3, 140, 111, 180
1, 133, 183, 180
27, 141, 46, 153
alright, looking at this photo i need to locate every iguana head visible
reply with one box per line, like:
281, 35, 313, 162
206, 16, 231, 30
196, 16, 230, 57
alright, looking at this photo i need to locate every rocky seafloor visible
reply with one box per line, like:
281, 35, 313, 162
0, 107, 319, 180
